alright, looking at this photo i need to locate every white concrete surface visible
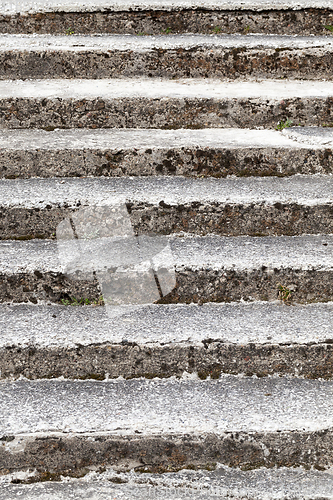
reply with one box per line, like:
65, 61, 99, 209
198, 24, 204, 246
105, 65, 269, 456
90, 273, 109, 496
0, 302, 332, 347
0, 0, 331, 15
1, 78, 333, 99
0, 127, 328, 150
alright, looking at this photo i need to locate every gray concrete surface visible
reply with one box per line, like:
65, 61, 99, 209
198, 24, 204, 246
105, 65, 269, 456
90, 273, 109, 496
2, 467, 333, 500
1, 302, 333, 380
2, 128, 332, 178
1, 78, 333, 130
0, 235, 332, 304
0, 34, 332, 79
0, 175, 332, 238
1, 376, 333, 472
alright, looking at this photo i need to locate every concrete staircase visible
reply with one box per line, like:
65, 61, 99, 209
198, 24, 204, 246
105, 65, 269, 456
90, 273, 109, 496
0, 0, 333, 498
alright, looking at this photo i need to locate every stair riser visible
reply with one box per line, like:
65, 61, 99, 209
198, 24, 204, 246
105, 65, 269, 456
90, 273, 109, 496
1, 9, 332, 35
1, 431, 333, 474
2, 342, 333, 380
2, 97, 333, 129
2, 269, 333, 304
2, 147, 333, 178
0, 203, 332, 240
1, 48, 333, 80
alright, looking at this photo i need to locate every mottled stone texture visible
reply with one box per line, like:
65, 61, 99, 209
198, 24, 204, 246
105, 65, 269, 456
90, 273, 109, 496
2, 341, 333, 381
0, 9, 332, 35
1, 431, 333, 475
1, 146, 333, 179
0, 202, 332, 240
1, 268, 333, 304
0, 46, 333, 80
1, 97, 333, 130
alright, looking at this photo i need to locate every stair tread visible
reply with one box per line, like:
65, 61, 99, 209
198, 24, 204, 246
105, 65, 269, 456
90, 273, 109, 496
1, 234, 332, 273
1, 0, 331, 15
2, 467, 333, 500
1, 127, 332, 150
1, 302, 332, 347
1, 77, 333, 99
1, 175, 332, 206
1, 33, 333, 51
2, 375, 333, 434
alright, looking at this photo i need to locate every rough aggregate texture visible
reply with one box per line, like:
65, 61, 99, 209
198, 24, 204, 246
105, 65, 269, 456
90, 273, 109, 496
1, 96, 333, 129
2, 146, 333, 179
1, 42, 333, 80
1, 268, 333, 305
0, 202, 333, 239
2, 341, 333, 381
0, 9, 333, 35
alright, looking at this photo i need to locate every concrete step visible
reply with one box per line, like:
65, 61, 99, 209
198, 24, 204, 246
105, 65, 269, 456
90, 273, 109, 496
2, 467, 333, 499
0, 34, 333, 80
0, 0, 332, 36
1, 127, 333, 179
2, 78, 333, 129
0, 176, 332, 239
1, 302, 333, 380
1, 376, 333, 474
1, 234, 332, 304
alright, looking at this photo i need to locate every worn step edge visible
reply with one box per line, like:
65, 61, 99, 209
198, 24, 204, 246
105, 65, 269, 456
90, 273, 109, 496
2, 78, 333, 129
2, 0, 333, 15
0, 34, 333, 80
0, 176, 332, 239
1, 376, 333, 473
1, 128, 333, 178
1, 2, 333, 37
0, 235, 332, 304
1, 302, 333, 380
2, 467, 333, 499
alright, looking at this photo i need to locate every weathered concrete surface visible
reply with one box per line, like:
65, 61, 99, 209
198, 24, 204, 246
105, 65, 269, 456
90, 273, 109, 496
0, 236, 332, 304
2, 467, 333, 499
0, 34, 333, 80
1, 302, 333, 380
0, 176, 332, 239
1, 8, 333, 36
1, 128, 333, 178
1, 377, 333, 473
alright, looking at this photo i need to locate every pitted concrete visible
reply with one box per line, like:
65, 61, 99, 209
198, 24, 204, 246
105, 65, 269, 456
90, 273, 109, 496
0, 235, 332, 305
1, 302, 333, 380
0, 176, 332, 239
0, 34, 333, 80
1, 377, 333, 473
1, 128, 333, 178
1, 7, 333, 36
1, 78, 333, 130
